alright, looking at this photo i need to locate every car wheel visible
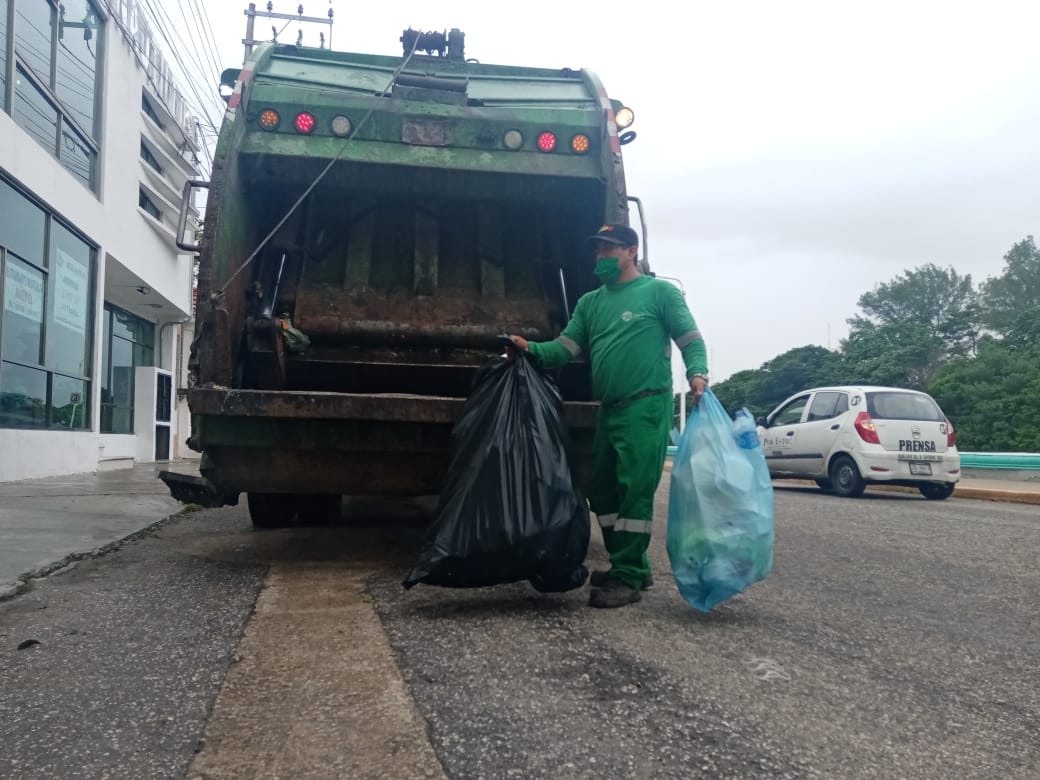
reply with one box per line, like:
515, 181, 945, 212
919, 483, 955, 500
828, 455, 866, 498
815, 478, 833, 492
247, 492, 297, 528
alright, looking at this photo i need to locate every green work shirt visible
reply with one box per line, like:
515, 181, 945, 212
528, 275, 707, 404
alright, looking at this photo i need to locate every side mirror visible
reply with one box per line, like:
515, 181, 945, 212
756, 416, 768, 427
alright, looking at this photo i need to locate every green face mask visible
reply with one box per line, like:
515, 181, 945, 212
594, 256, 622, 284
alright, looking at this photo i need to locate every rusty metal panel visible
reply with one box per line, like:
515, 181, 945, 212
189, 387, 599, 429
402, 119, 454, 147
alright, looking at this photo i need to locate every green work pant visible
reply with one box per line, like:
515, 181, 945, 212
587, 392, 673, 588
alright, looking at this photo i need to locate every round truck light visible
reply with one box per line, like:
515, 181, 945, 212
570, 133, 590, 154
330, 114, 352, 137
258, 109, 280, 130
503, 129, 524, 150
536, 131, 557, 153
614, 106, 635, 129
294, 111, 316, 134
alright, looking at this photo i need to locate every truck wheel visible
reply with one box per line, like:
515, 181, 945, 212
919, 483, 955, 500
815, 478, 833, 492
296, 494, 342, 525
247, 493, 297, 528
828, 455, 866, 498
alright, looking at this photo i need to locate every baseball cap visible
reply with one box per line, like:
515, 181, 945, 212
586, 223, 639, 247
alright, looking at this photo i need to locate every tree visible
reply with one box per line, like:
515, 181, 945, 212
841, 320, 940, 389
709, 369, 761, 416
707, 346, 844, 419
843, 264, 980, 387
979, 236, 1040, 348
928, 336, 1040, 451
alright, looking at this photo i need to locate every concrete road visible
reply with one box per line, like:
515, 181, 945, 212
1, 489, 1037, 779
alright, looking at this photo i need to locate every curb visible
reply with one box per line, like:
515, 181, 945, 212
663, 463, 1039, 505
771, 479, 1040, 506
0, 509, 186, 605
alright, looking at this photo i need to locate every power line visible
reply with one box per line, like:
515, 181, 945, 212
138, 0, 223, 126
96, 0, 204, 151
189, 0, 226, 75
178, 0, 223, 86
136, 0, 225, 176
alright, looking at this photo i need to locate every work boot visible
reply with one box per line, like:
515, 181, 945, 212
589, 576, 643, 608
589, 569, 653, 590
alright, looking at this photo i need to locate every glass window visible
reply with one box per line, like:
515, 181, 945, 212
0, 361, 48, 427
834, 393, 849, 416
773, 396, 810, 427
55, 0, 101, 135
111, 306, 154, 346
60, 126, 95, 188
14, 68, 59, 156
0, 181, 47, 265
0, 0, 8, 100
2, 255, 46, 365
51, 373, 88, 429
140, 141, 163, 173
100, 304, 155, 434
47, 222, 93, 377
142, 93, 164, 128
139, 189, 162, 221
14, 0, 55, 85
866, 392, 945, 422
808, 391, 846, 422
11, 2, 103, 190
0, 181, 96, 431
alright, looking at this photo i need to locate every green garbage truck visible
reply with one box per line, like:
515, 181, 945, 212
161, 31, 648, 527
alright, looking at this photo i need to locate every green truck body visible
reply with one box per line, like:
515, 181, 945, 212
162, 38, 645, 526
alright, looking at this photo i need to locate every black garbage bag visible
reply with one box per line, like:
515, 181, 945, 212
403, 353, 590, 592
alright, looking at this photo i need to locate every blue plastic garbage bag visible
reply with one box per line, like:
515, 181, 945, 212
667, 389, 774, 611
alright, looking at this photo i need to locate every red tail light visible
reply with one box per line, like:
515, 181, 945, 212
537, 131, 557, 152
294, 112, 316, 134
854, 411, 880, 444
946, 418, 956, 447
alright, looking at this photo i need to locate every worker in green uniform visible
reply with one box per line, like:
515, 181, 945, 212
509, 223, 708, 608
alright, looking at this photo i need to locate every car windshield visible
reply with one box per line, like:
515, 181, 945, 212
866, 391, 944, 421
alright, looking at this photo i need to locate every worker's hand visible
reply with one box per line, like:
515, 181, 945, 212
502, 335, 529, 362
689, 375, 708, 406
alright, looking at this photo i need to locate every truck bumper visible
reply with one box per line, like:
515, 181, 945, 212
185, 387, 599, 499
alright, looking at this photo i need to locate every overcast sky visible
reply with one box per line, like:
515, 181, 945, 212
166, 0, 1040, 383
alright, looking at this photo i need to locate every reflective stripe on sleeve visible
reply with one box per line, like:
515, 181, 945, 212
675, 330, 703, 348
559, 335, 581, 358
596, 513, 617, 528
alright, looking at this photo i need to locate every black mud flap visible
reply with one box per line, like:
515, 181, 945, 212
158, 471, 239, 508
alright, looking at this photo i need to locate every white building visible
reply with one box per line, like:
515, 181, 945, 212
0, 0, 203, 481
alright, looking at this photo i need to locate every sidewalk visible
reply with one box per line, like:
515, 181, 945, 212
0, 461, 199, 600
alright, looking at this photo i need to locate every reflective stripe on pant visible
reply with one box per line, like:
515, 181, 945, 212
587, 392, 673, 588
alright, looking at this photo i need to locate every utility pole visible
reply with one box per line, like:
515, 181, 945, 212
244, 2, 335, 62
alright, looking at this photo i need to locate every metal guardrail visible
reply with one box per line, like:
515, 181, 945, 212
663, 446, 1040, 470
958, 453, 1040, 470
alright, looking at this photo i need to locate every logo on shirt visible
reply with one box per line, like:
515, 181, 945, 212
621, 311, 633, 322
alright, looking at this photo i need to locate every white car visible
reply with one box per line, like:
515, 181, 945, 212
756, 386, 961, 499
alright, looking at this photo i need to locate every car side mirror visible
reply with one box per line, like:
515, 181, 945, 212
756, 416, 768, 427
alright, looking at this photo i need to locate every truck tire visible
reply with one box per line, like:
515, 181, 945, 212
296, 494, 342, 525
247, 492, 297, 528
919, 483, 955, 500
815, 478, 833, 492
828, 455, 866, 498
